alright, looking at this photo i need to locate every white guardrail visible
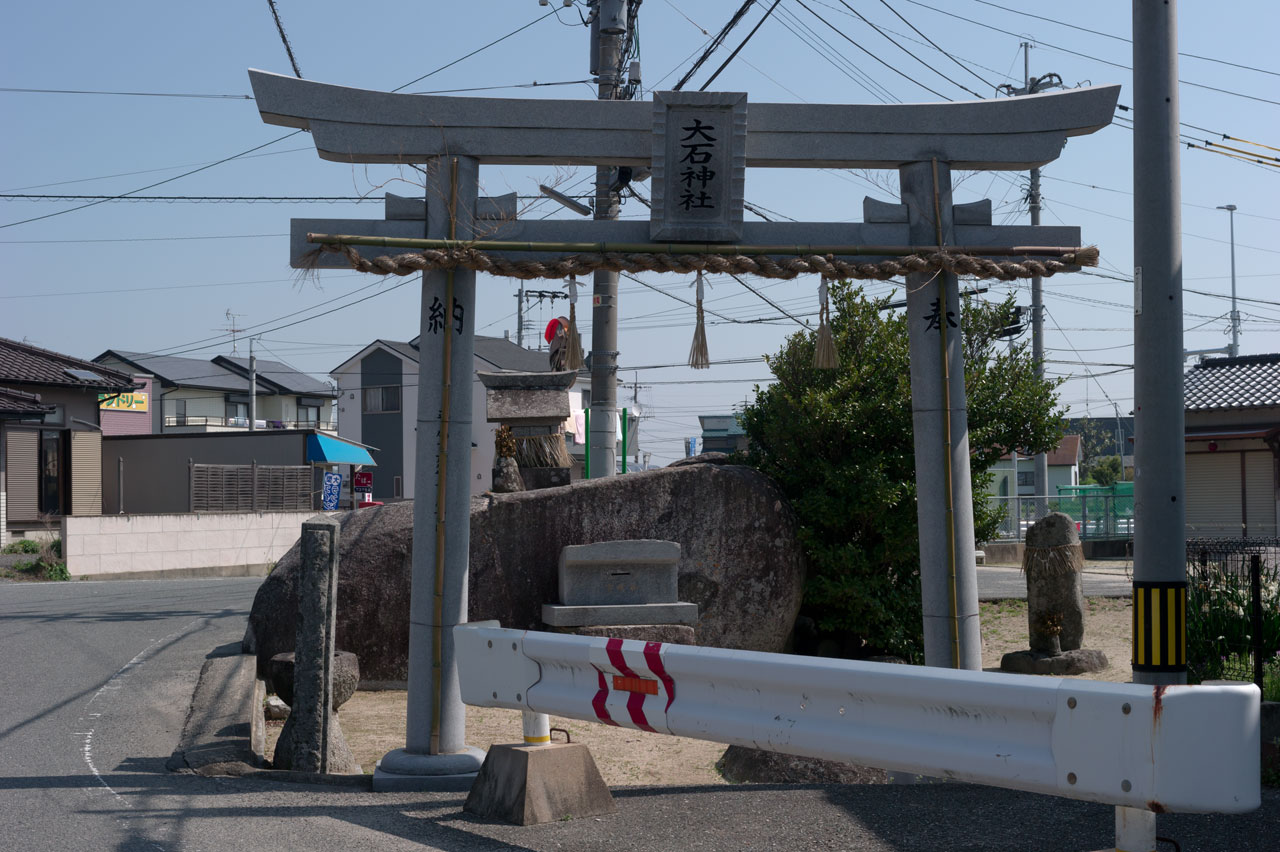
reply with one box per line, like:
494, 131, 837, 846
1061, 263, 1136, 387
455, 624, 1260, 814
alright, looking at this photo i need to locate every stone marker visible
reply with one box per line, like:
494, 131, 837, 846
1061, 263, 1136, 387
271, 517, 359, 773
1000, 512, 1107, 676
1024, 512, 1086, 652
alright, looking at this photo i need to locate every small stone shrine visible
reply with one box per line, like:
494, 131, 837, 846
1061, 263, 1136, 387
542, 539, 698, 645
1000, 512, 1108, 675
478, 370, 577, 492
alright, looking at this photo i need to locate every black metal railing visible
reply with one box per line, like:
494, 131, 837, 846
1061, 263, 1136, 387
1185, 538, 1280, 695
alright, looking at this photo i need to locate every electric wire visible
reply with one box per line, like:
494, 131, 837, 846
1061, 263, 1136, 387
699, 0, 784, 91
900, 0, 1280, 107
794, 0, 953, 101
266, 0, 303, 79
874, 0, 998, 91
965, 0, 1280, 79
673, 1, 758, 91
833, 0, 987, 99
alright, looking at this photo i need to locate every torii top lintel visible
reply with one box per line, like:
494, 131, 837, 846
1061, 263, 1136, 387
248, 70, 1119, 172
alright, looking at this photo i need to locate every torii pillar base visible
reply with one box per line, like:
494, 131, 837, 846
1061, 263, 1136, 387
464, 743, 615, 825
372, 746, 485, 792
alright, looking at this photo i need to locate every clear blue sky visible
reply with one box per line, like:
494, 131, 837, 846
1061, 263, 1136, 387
3, 1, 1277, 464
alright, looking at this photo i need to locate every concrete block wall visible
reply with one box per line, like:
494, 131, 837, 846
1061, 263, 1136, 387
63, 511, 325, 579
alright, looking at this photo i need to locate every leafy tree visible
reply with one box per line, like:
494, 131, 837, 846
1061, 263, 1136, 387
1084, 455, 1122, 487
738, 283, 1064, 661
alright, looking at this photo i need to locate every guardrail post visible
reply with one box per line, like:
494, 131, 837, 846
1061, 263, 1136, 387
1115, 805, 1156, 852
522, 711, 551, 746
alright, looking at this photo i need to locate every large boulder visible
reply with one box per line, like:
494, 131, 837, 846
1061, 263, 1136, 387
246, 463, 805, 684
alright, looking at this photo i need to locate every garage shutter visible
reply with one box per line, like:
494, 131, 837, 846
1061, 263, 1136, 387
4, 429, 38, 522
70, 430, 102, 516
1244, 451, 1277, 537
1185, 452, 1242, 537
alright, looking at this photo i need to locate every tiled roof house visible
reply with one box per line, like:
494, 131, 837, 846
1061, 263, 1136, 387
1182, 354, 1279, 538
1, 337, 137, 544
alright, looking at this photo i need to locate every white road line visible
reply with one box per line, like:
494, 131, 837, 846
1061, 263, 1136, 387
75, 617, 205, 851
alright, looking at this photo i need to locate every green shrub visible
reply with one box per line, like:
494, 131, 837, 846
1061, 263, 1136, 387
1186, 554, 1280, 687
739, 286, 1064, 661
2, 539, 42, 555
41, 561, 70, 582
9, 556, 70, 582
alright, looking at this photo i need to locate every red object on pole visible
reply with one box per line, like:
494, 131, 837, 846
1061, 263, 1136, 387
544, 317, 565, 343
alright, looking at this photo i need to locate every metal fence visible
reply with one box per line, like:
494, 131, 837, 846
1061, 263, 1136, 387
986, 494, 1134, 541
1185, 538, 1280, 692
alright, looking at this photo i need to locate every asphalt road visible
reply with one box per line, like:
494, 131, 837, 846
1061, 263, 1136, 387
2, 576, 1274, 852
976, 565, 1133, 600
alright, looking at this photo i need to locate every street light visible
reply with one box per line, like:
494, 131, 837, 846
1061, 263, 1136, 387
1216, 204, 1239, 357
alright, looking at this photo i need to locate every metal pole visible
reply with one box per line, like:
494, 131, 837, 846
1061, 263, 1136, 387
1132, 0, 1186, 685
248, 339, 257, 431
1217, 204, 1239, 357
1129, 27, 1187, 842
117, 457, 124, 514
1023, 42, 1049, 520
516, 282, 525, 348
589, 0, 628, 480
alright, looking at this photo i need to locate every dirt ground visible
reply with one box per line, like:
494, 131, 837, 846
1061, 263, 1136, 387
263, 596, 1134, 780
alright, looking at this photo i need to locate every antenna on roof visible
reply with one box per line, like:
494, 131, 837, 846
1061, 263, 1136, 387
220, 309, 247, 355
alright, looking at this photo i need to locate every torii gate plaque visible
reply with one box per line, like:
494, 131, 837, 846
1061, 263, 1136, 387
250, 69, 1118, 790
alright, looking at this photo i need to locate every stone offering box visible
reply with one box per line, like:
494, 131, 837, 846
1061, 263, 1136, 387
542, 539, 697, 627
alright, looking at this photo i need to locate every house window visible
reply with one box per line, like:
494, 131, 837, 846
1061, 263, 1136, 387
298, 404, 320, 426
1016, 471, 1035, 487
362, 386, 400, 414
225, 401, 249, 423
172, 399, 186, 426
39, 430, 65, 515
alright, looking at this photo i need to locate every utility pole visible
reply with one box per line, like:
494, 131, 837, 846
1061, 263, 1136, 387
1126, 2, 1186, 847
1013, 42, 1057, 518
588, 0, 630, 478
1217, 203, 1239, 357
516, 282, 525, 347
249, 337, 257, 431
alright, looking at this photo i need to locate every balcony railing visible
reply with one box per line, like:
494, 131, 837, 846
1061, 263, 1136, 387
164, 415, 336, 431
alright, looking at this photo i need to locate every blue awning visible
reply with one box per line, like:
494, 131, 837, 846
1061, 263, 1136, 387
307, 433, 376, 466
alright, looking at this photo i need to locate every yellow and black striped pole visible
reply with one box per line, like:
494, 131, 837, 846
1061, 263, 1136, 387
1132, 581, 1187, 673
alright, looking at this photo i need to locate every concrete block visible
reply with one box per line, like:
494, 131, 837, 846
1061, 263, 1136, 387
129, 551, 163, 574
69, 554, 100, 576
542, 602, 699, 627
463, 743, 615, 825
163, 550, 195, 572
99, 553, 134, 575
66, 535, 85, 557
130, 514, 163, 533
559, 539, 680, 606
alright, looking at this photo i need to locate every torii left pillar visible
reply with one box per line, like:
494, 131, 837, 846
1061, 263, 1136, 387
373, 156, 486, 791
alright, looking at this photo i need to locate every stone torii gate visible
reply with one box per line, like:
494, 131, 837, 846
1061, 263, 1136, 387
249, 69, 1118, 790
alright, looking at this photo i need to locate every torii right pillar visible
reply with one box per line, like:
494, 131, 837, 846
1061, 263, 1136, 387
900, 160, 982, 670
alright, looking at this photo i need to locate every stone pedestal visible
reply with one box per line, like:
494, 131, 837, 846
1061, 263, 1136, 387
542, 539, 699, 638
464, 743, 615, 825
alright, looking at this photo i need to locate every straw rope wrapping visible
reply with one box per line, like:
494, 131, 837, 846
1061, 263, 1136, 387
302, 243, 1100, 282
688, 270, 710, 370
1022, 542, 1085, 578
